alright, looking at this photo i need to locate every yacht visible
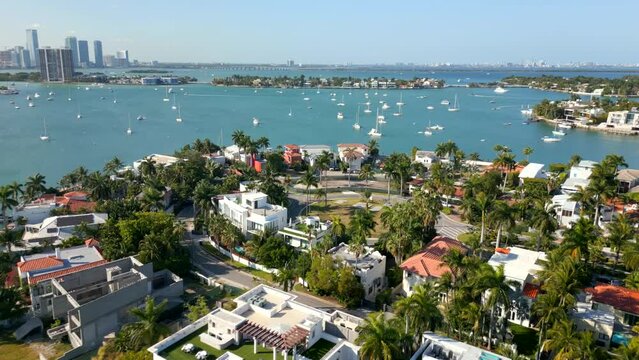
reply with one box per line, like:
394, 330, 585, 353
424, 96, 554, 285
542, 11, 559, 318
337, 112, 344, 120
303, 97, 310, 101
520, 105, 533, 117
34, 92, 40, 98
368, 109, 382, 137
426, 106, 434, 110
168, 87, 174, 94
163, 87, 170, 102
252, 117, 260, 126
353, 105, 361, 130
171, 94, 177, 110
377, 111, 386, 124
137, 115, 146, 121
423, 129, 433, 136
28, 102, 35, 107
429, 124, 444, 130
363, 103, 372, 114
382, 103, 390, 110
26, 95, 32, 101
40, 118, 49, 141
288, 107, 293, 117
558, 122, 572, 129
440, 99, 449, 105
47, 97, 53, 101
542, 136, 561, 143
48, 91, 54, 96
176, 104, 183, 123
494, 86, 508, 94
448, 95, 460, 112
14, 105, 20, 109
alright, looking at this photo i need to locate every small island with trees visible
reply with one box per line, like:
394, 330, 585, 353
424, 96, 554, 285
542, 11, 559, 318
211, 74, 445, 89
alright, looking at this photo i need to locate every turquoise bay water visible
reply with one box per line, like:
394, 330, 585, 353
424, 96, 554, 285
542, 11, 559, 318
1, 76, 639, 185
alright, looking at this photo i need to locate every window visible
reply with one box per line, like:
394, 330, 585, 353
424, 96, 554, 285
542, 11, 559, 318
561, 210, 573, 217
598, 333, 609, 341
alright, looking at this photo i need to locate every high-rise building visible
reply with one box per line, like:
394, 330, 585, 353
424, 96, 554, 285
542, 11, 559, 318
26, 29, 39, 67
14, 46, 30, 68
39, 48, 74, 82
0, 50, 15, 68
103, 54, 115, 67
93, 40, 103, 67
78, 40, 89, 66
287, 59, 295, 67
64, 36, 79, 64
115, 50, 129, 67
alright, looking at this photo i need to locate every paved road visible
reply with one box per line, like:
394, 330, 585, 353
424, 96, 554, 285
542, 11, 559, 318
436, 213, 473, 240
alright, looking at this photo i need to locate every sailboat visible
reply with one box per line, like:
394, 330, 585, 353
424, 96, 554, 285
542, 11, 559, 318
113, 97, 117, 104
252, 117, 259, 126
353, 105, 361, 130
163, 87, 170, 102
396, 92, 404, 106
337, 112, 344, 120
40, 118, 49, 141
176, 104, 183, 122
316, 85, 320, 94
171, 94, 177, 110
67, 88, 72, 101
127, 114, 132, 135
288, 107, 293, 117
552, 123, 566, 136
448, 95, 460, 112
382, 102, 390, 110
337, 95, 345, 107
368, 108, 382, 137
392, 103, 402, 117
363, 102, 372, 114
377, 109, 386, 124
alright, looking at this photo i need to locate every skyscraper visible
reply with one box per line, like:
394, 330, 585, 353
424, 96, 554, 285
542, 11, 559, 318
93, 40, 103, 67
26, 29, 39, 67
78, 40, 89, 66
39, 48, 74, 82
64, 36, 79, 64
14, 46, 31, 68
115, 50, 129, 67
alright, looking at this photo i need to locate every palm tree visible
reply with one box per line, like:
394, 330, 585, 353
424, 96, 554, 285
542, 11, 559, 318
127, 296, 169, 349
568, 154, 582, 167
7, 182, 23, 204
0, 186, 18, 228
314, 188, 327, 210
468, 152, 481, 161
544, 320, 591, 360
493, 151, 516, 190
274, 265, 296, 291
355, 312, 402, 360
86, 171, 111, 201
607, 214, 635, 268
489, 201, 515, 250
0, 229, 23, 253
24, 173, 47, 202
350, 209, 376, 243
193, 180, 217, 223
475, 192, 493, 245
359, 164, 374, 186
367, 139, 380, 163
530, 202, 558, 251
533, 291, 567, 353
586, 175, 616, 226
435, 140, 458, 161
330, 215, 346, 242
522, 146, 534, 162
140, 187, 164, 212
231, 130, 247, 149
562, 216, 600, 265
298, 169, 318, 215
342, 147, 359, 187
315, 151, 331, 188
394, 283, 442, 335
104, 156, 124, 175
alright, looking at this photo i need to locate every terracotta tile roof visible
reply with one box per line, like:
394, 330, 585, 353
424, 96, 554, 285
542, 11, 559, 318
522, 283, 540, 299
28, 260, 109, 285
17, 256, 63, 272
63, 191, 89, 199
585, 284, 639, 315
84, 238, 100, 247
337, 143, 368, 150
67, 199, 96, 213
400, 236, 468, 278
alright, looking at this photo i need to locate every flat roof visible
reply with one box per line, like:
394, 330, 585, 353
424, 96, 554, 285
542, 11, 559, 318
329, 243, 384, 270
421, 332, 509, 360
488, 247, 546, 284
519, 163, 546, 179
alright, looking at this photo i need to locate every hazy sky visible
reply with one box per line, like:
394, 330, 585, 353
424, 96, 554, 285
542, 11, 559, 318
2, 0, 638, 64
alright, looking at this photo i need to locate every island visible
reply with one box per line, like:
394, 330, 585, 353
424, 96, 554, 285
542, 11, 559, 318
211, 74, 445, 89
501, 75, 639, 97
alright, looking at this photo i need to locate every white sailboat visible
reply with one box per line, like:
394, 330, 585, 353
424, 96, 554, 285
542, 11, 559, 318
127, 114, 132, 135
377, 109, 386, 124
113, 97, 117, 104
448, 95, 460, 112
316, 85, 320, 94
552, 123, 566, 136
382, 102, 390, 110
396, 92, 404, 106
353, 105, 361, 130
28, 102, 35, 107
392, 103, 402, 117
337, 112, 344, 120
252, 117, 259, 126
368, 108, 382, 137
34, 92, 40, 98
40, 118, 49, 141
288, 107, 293, 117
363, 102, 372, 114
171, 94, 177, 110
337, 95, 345, 107
176, 104, 183, 122
163, 87, 170, 102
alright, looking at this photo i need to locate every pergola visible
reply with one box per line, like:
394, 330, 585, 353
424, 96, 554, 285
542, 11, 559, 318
238, 321, 310, 360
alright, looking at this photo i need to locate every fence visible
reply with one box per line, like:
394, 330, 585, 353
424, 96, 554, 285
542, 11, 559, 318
206, 239, 280, 275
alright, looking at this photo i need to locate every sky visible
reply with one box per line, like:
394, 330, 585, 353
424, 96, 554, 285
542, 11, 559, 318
2, 0, 638, 65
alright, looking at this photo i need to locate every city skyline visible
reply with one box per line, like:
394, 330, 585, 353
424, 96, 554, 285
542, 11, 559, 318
2, 0, 639, 65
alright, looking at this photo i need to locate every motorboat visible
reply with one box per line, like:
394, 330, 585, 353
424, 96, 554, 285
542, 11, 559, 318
34, 92, 40, 98
137, 115, 145, 121
552, 123, 566, 136
440, 99, 449, 105
542, 136, 561, 143
303, 97, 310, 101
252, 117, 259, 126
427, 106, 434, 110
558, 122, 572, 129
494, 86, 508, 94
337, 112, 344, 120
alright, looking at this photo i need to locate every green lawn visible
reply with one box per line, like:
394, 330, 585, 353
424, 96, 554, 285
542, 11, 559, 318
301, 339, 336, 360
0, 330, 72, 360
160, 328, 284, 360
509, 323, 538, 356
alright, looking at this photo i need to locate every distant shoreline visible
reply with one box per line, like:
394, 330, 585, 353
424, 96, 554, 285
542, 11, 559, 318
534, 115, 639, 136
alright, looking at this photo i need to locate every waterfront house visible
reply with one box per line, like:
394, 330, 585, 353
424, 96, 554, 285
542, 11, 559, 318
518, 163, 547, 184
605, 109, 639, 131
488, 247, 547, 328
299, 144, 334, 167
412, 332, 510, 360
202, 152, 227, 166
328, 242, 386, 302
414, 150, 439, 168
560, 160, 597, 194
215, 192, 287, 237
147, 284, 362, 360
551, 194, 582, 228
572, 301, 615, 348
283, 144, 303, 166
400, 236, 468, 296
22, 213, 108, 249
337, 144, 368, 172
277, 216, 331, 251
133, 154, 181, 171
17, 241, 105, 318
47, 256, 183, 359
617, 168, 639, 193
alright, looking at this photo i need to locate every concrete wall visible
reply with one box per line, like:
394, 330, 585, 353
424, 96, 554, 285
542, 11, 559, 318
207, 239, 278, 275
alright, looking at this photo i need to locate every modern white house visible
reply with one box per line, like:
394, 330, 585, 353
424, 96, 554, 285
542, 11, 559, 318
337, 144, 369, 172
560, 160, 597, 194
148, 285, 362, 360
605, 109, 639, 130
215, 192, 287, 236
277, 216, 332, 251
487, 247, 547, 328
400, 236, 468, 296
46, 257, 183, 360
17, 241, 105, 318
414, 150, 439, 168
22, 213, 108, 249
551, 194, 582, 228
411, 332, 510, 360
518, 163, 546, 184
133, 154, 181, 172
617, 168, 639, 193
328, 243, 386, 302
572, 301, 615, 349
298, 145, 334, 167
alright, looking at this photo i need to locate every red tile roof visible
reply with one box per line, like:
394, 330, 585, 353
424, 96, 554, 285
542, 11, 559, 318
400, 236, 468, 278
67, 199, 96, 213
28, 260, 109, 285
17, 256, 63, 272
84, 238, 100, 247
522, 283, 540, 299
64, 191, 89, 199
585, 284, 639, 315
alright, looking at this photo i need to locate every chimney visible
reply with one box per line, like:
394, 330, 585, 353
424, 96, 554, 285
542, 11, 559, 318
54, 248, 62, 259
